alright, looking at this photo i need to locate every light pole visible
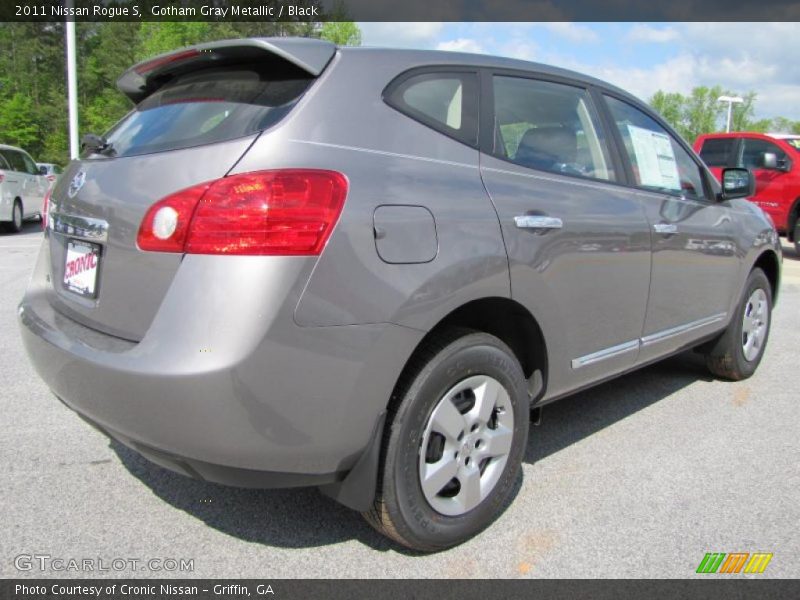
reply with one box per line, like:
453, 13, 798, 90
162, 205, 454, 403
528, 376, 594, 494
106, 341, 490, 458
718, 95, 744, 133
65, 0, 79, 159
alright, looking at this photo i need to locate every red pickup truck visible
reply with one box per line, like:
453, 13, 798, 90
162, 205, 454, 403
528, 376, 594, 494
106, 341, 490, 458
695, 132, 800, 253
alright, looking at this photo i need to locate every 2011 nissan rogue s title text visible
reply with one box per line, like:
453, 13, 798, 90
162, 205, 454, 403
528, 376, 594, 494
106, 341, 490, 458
19, 38, 781, 551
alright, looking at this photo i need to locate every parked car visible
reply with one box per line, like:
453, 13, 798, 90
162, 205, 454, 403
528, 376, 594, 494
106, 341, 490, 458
19, 39, 781, 552
37, 162, 64, 190
0, 144, 48, 232
694, 131, 800, 253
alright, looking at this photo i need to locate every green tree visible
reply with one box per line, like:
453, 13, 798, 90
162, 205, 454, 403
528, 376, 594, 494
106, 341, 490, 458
0, 93, 39, 149
729, 91, 757, 132
648, 86, 784, 141
137, 22, 212, 59
682, 85, 726, 141
319, 22, 362, 46
768, 116, 796, 134
649, 90, 684, 132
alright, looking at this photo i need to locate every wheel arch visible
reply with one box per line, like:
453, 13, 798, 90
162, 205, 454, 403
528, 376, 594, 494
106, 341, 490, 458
787, 197, 800, 241
319, 296, 550, 511
752, 249, 780, 305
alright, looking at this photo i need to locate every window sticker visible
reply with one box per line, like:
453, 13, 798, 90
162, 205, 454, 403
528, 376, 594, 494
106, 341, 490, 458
627, 124, 680, 191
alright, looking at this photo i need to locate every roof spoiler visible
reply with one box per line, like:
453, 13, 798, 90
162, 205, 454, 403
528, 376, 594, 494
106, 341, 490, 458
117, 37, 336, 103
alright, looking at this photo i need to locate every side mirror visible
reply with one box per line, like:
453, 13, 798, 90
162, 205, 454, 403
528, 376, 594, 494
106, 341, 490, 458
38, 166, 47, 175
719, 168, 754, 200
778, 157, 793, 172
761, 152, 778, 169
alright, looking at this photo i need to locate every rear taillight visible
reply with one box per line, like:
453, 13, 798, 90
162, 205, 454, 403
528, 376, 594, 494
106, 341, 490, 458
0, 172, 5, 183
47, 175, 57, 182
42, 189, 51, 231
137, 170, 348, 256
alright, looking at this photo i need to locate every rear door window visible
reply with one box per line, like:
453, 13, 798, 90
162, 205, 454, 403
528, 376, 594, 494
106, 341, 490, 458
491, 75, 616, 182
98, 64, 313, 158
698, 138, 737, 167
385, 71, 479, 147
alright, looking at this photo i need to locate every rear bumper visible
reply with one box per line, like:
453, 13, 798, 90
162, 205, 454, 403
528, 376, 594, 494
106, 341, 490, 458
68, 401, 341, 488
19, 249, 424, 487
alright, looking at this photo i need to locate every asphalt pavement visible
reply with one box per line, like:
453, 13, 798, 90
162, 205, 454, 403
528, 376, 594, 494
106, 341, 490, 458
1, 221, 798, 578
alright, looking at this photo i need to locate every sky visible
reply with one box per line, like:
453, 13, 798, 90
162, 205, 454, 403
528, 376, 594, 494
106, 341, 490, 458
358, 22, 800, 121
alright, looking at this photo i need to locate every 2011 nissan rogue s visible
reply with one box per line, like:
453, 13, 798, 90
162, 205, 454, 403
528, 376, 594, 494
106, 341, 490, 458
19, 38, 781, 552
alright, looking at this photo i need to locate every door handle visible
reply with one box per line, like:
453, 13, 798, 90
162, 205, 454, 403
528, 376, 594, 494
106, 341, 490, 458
653, 223, 678, 235
514, 215, 563, 230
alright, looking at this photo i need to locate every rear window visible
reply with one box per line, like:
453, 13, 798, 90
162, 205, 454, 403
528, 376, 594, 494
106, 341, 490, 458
97, 63, 312, 158
698, 138, 736, 167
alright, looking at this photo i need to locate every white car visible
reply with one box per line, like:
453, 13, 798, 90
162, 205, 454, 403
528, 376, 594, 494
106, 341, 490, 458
0, 144, 49, 232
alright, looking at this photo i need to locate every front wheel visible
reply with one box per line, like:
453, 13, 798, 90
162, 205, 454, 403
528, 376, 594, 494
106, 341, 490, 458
704, 268, 772, 380
363, 329, 529, 552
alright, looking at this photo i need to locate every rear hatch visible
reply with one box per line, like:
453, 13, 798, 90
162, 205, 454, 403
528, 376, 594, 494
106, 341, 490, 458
46, 38, 335, 341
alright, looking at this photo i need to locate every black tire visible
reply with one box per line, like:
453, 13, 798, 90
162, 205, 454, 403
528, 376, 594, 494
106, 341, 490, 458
363, 328, 529, 552
793, 219, 800, 257
704, 268, 772, 381
3, 200, 24, 233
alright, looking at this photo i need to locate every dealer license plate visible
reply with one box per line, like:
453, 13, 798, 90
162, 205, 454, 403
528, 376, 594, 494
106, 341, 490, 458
63, 240, 100, 298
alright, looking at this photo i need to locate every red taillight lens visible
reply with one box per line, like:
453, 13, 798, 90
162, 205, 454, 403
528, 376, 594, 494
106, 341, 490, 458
47, 175, 57, 182
137, 170, 348, 256
42, 189, 51, 231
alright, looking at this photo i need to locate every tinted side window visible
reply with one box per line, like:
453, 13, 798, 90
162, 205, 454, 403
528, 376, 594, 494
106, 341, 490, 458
385, 72, 478, 146
698, 138, 736, 167
605, 96, 708, 200
740, 138, 787, 169
3, 150, 27, 173
491, 76, 615, 181
0, 153, 9, 170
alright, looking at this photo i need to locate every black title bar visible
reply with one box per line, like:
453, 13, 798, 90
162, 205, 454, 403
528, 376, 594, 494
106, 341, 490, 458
3, 579, 800, 600
2, 0, 800, 22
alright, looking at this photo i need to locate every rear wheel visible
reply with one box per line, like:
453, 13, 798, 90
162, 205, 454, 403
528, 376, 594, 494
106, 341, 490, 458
4, 200, 23, 233
363, 329, 529, 552
704, 268, 772, 380
793, 219, 800, 256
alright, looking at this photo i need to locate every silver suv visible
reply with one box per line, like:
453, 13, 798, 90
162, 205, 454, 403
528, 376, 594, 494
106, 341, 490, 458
19, 38, 781, 551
